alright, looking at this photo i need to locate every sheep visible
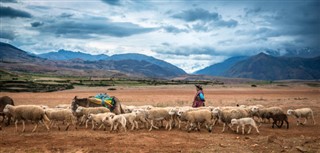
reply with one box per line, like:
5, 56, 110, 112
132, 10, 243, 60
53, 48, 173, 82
45, 109, 77, 131
132, 109, 149, 129
270, 112, 289, 129
87, 112, 115, 130
75, 106, 110, 128
102, 114, 127, 132
251, 106, 284, 123
172, 107, 203, 130
3, 105, 50, 132
146, 108, 172, 131
123, 105, 154, 113
230, 118, 260, 135
0, 96, 14, 126
119, 112, 139, 130
212, 107, 249, 132
287, 108, 316, 125
177, 109, 215, 132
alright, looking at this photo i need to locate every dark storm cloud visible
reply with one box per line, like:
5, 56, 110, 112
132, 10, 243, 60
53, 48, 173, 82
0, 6, 32, 18
101, 0, 122, 6
59, 13, 74, 18
36, 18, 157, 38
31, 21, 44, 27
162, 25, 189, 34
0, 0, 17, 3
172, 8, 220, 22
171, 8, 238, 29
0, 30, 15, 40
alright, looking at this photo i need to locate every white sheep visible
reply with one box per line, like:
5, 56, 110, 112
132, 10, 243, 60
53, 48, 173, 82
75, 106, 110, 128
132, 109, 149, 129
146, 108, 172, 131
231, 118, 260, 135
45, 108, 77, 131
171, 107, 198, 129
103, 114, 127, 132
122, 112, 140, 130
87, 112, 115, 130
287, 108, 316, 125
177, 109, 215, 132
212, 107, 249, 132
3, 105, 50, 132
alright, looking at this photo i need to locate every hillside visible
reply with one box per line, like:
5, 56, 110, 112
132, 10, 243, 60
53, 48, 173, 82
0, 42, 185, 78
38, 49, 109, 61
194, 56, 248, 76
39, 51, 186, 77
224, 53, 320, 80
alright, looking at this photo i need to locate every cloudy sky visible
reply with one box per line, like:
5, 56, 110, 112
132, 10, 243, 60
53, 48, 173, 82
1, 0, 319, 73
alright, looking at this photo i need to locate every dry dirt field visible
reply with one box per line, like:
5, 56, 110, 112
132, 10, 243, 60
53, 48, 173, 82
1, 84, 320, 153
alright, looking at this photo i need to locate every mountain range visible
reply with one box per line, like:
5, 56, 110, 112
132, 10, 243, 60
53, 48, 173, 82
1, 42, 320, 80
0, 42, 186, 78
195, 53, 320, 80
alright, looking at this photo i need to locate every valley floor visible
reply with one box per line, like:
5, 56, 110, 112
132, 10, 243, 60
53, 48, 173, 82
1, 84, 320, 152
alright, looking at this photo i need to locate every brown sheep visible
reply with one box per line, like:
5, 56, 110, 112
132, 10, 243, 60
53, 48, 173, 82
0, 96, 15, 126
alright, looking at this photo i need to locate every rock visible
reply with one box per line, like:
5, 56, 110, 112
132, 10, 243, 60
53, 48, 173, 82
251, 144, 259, 147
296, 146, 308, 152
219, 143, 227, 148
245, 136, 250, 139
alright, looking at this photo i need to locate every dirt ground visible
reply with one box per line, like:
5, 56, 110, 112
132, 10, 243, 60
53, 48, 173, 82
1, 84, 320, 153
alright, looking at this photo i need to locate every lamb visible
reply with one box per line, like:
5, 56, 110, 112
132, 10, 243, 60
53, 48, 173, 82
45, 109, 77, 131
212, 107, 249, 132
287, 108, 316, 125
177, 109, 215, 132
75, 106, 110, 128
270, 112, 289, 129
87, 112, 115, 130
103, 114, 127, 132
3, 105, 50, 132
231, 118, 260, 134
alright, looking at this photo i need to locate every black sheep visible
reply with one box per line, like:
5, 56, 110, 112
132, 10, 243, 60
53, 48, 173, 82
269, 112, 289, 129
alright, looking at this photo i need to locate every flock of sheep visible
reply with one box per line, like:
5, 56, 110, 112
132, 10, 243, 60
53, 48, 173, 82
1, 103, 316, 134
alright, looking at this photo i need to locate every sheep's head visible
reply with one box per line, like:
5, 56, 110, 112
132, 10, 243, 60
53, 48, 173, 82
3, 105, 11, 114
75, 107, 83, 113
109, 114, 115, 119
287, 109, 294, 115
168, 108, 178, 115
88, 114, 93, 120
177, 110, 184, 116
231, 119, 238, 125
251, 106, 259, 113
212, 108, 221, 114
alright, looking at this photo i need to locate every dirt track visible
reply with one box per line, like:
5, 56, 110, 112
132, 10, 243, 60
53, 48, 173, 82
1, 84, 320, 152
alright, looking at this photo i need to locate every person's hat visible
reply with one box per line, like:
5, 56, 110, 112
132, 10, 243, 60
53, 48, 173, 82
195, 84, 203, 90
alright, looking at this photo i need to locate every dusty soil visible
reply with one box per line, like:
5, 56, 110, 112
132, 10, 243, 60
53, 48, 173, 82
1, 84, 320, 153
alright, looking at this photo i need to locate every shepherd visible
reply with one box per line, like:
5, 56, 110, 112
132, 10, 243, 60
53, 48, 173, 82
192, 84, 205, 108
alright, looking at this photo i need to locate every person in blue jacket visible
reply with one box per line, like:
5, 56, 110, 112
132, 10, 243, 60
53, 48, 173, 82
192, 84, 205, 107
